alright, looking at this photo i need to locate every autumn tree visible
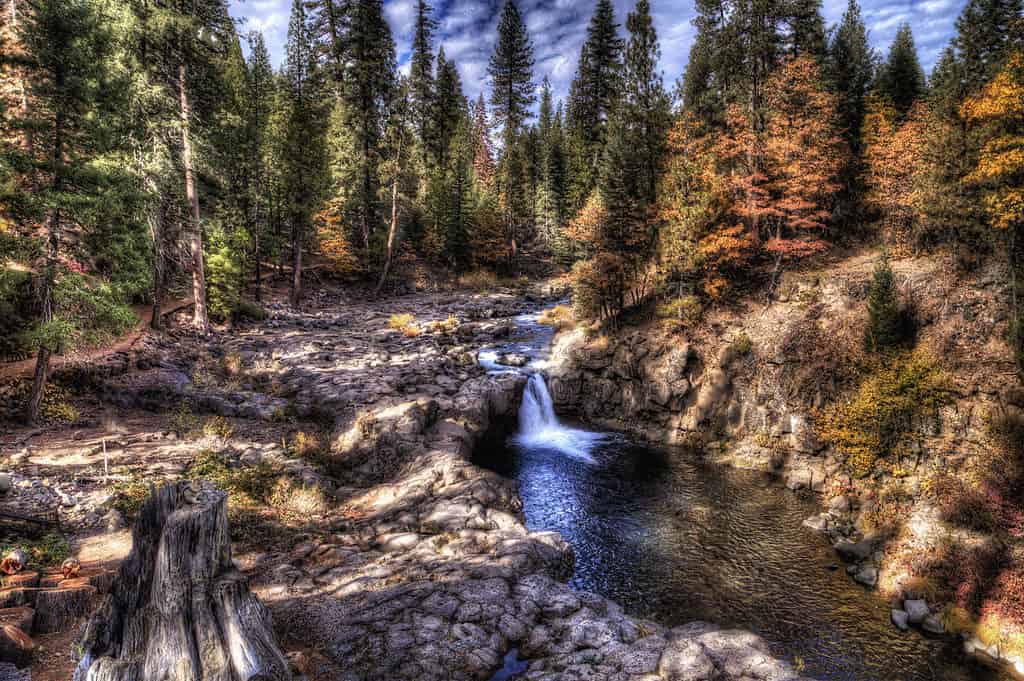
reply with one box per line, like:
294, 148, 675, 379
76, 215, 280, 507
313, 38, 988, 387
962, 51, 1024, 370
862, 97, 928, 248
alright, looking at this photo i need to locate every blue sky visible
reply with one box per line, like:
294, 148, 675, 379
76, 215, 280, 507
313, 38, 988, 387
227, 0, 966, 105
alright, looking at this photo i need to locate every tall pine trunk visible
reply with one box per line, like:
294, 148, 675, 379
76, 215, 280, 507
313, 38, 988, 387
27, 98, 64, 423
290, 216, 302, 308
179, 63, 208, 334
376, 174, 400, 296
149, 192, 166, 331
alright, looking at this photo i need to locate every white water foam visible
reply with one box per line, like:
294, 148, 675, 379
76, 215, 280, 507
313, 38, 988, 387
513, 373, 605, 463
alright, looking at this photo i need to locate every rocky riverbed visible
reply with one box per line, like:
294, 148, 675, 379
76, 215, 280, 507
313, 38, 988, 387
1, 282, 814, 681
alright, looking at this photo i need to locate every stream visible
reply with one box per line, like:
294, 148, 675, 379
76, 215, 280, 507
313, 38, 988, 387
475, 308, 1006, 681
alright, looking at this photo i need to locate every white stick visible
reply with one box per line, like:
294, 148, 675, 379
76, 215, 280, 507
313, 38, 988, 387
103, 438, 108, 482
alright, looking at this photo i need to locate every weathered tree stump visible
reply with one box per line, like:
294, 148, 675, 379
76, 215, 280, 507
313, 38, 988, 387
73, 481, 291, 681
33, 579, 96, 633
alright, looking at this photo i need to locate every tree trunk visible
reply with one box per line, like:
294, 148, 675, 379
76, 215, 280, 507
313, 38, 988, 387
376, 174, 400, 296
179, 63, 208, 335
149, 187, 166, 332
26, 85, 64, 424
254, 231, 262, 302
290, 217, 302, 308
73, 482, 291, 681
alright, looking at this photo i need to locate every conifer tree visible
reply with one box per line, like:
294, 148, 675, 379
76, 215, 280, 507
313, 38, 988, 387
566, 0, 624, 210
282, 0, 328, 307
247, 32, 275, 302
876, 24, 926, 117
409, 0, 436, 143
623, 0, 671, 205
954, 0, 1024, 93
431, 47, 464, 168
488, 0, 535, 265
341, 0, 396, 255
826, 0, 876, 150
13, 0, 115, 420
865, 252, 903, 351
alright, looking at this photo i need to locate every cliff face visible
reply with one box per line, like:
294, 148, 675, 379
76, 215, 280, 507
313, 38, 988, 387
548, 250, 1024, 675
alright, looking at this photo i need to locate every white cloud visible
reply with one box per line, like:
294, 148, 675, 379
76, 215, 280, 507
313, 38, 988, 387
230, 0, 967, 100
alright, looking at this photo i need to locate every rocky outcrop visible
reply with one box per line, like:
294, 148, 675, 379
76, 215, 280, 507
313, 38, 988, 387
547, 252, 1024, 675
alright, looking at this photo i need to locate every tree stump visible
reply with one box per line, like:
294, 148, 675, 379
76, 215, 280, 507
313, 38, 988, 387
33, 579, 96, 633
73, 482, 291, 681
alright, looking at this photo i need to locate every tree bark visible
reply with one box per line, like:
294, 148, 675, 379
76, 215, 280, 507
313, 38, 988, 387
179, 63, 208, 335
26, 78, 64, 424
290, 217, 302, 308
74, 482, 291, 681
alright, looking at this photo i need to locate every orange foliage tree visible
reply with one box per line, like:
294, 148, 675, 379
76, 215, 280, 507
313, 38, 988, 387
315, 199, 361, 276
762, 56, 846, 260
657, 113, 754, 299
961, 51, 1024, 234
862, 97, 929, 249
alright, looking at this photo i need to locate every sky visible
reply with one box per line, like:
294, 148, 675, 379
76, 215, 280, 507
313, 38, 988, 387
228, 0, 967, 106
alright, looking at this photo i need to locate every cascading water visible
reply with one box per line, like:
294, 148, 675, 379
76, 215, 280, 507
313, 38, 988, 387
513, 373, 605, 462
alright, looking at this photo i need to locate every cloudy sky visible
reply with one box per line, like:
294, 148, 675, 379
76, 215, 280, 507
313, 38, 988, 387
228, 0, 966, 105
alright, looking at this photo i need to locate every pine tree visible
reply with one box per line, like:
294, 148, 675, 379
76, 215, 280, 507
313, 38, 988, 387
470, 93, 496, 192
247, 31, 275, 302
431, 47, 464, 168
341, 0, 396, 255
876, 24, 926, 117
13, 0, 115, 421
409, 0, 436, 143
623, 0, 671, 205
826, 0, 876, 150
954, 0, 1023, 93
488, 0, 535, 265
566, 0, 624, 211
865, 252, 903, 351
306, 0, 347, 85
282, 0, 328, 307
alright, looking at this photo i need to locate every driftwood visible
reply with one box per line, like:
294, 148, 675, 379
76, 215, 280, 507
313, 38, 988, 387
74, 482, 291, 681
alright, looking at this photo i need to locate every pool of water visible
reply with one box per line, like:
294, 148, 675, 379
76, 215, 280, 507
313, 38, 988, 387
475, 430, 1005, 681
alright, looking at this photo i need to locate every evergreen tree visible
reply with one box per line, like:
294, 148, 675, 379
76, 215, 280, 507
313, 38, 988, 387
566, 0, 624, 210
789, 0, 828, 58
488, 0, 535, 264
341, 0, 396, 255
876, 24, 926, 117
954, 0, 1023, 93
430, 47, 464, 168
865, 252, 903, 351
306, 0, 347, 85
282, 0, 327, 307
246, 31, 275, 302
470, 93, 496, 192
12, 0, 118, 421
409, 0, 436, 143
623, 0, 671, 205
826, 0, 876, 150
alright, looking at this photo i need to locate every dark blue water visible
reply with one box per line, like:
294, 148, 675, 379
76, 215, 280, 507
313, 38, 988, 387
476, 431, 1003, 681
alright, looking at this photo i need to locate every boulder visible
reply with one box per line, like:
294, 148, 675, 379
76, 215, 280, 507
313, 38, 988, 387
891, 609, 909, 631
903, 599, 930, 625
835, 537, 876, 563
921, 614, 945, 634
853, 565, 878, 587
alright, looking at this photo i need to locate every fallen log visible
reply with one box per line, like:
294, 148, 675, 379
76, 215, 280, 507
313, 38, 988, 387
73, 481, 291, 681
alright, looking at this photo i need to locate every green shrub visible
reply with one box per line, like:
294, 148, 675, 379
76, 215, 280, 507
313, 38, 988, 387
656, 295, 703, 327
186, 450, 277, 504
819, 352, 952, 478
730, 332, 753, 356
206, 238, 243, 324
110, 480, 152, 521
235, 299, 267, 321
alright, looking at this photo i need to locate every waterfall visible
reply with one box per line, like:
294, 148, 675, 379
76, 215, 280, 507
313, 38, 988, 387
519, 373, 558, 433
514, 373, 605, 462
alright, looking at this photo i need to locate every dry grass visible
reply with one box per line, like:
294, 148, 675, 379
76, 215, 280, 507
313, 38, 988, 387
538, 305, 574, 331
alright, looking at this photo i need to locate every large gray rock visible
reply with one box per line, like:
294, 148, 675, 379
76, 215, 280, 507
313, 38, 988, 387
903, 599, 930, 625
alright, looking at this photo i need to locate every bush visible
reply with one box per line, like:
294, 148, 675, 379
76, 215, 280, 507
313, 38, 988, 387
186, 450, 277, 504
538, 305, 574, 331
268, 478, 328, 522
389, 313, 415, 330
730, 332, 753, 356
110, 480, 151, 521
235, 299, 267, 322
202, 415, 235, 440
206, 239, 242, 324
656, 295, 703, 328
818, 352, 952, 477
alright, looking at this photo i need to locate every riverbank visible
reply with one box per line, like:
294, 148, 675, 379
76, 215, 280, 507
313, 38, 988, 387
0, 280, 814, 681
546, 249, 1024, 677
